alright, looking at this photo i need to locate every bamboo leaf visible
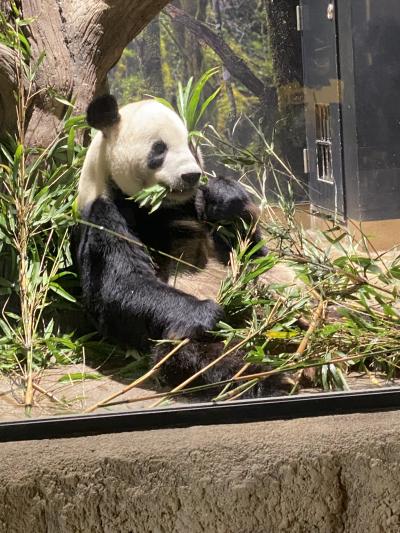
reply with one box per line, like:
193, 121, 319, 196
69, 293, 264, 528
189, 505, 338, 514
58, 372, 102, 383
49, 283, 77, 303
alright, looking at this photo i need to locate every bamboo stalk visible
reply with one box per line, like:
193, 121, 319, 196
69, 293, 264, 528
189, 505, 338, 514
296, 297, 325, 356
228, 352, 361, 382
32, 382, 64, 405
101, 381, 229, 408
84, 338, 190, 413
24, 363, 33, 408
217, 378, 260, 402
211, 298, 327, 402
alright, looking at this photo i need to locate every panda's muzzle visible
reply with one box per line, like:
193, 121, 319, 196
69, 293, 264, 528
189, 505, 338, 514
165, 172, 201, 204
167, 172, 201, 197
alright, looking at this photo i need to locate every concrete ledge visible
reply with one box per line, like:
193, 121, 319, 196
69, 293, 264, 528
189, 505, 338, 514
1, 411, 400, 532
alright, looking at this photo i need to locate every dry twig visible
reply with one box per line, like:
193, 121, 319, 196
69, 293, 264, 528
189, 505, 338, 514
294, 295, 326, 387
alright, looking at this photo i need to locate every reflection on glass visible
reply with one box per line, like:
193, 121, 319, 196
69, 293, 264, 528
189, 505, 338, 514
0, 0, 400, 424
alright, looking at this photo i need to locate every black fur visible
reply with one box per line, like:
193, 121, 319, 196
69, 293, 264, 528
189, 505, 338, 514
74, 192, 222, 348
87, 95, 120, 130
199, 175, 251, 221
197, 176, 268, 264
74, 177, 270, 394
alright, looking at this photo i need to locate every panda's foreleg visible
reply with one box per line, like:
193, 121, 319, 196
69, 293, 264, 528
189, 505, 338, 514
196, 176, 268, 264
76, 197, 222, 347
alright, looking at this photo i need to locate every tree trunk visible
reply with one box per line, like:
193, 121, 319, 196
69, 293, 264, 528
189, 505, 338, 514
212, 0, 236, 138
181, 0, 207, 78
0, 0, 170, 146
169, 0, 207, 81
137, 16, 165, 98
0, 43, 19, 137
170, 0, 189, 81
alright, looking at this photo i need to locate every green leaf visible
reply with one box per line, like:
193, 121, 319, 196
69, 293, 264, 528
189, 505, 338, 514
49, 283, 77, 303
64, 115, 87, 130
54, 96, 74, 108
58, 372, 102, 383
265, 330, 298, 339
17, 31, 31, 54
245, 263, 276, 282
196, 86, 221, 129
153, 97, 175, 112
50, 271, 76, 282
246, 240, 270, 260
67, 126, 76, 164
389, 266, 400, 280
131, 184, 168, 213
71, 197, 79, 220
0, 318, 14, 338
0, 288, 11, 296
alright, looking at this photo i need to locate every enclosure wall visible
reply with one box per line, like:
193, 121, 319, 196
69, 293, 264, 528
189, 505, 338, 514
1, 411, 400, 532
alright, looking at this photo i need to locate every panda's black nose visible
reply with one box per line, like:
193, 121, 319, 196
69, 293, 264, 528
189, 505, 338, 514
181, 172, 201, 187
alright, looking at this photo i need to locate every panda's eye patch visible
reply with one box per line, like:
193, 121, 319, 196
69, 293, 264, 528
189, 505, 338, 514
148, 141, 168, 169
153, 141, 167, 155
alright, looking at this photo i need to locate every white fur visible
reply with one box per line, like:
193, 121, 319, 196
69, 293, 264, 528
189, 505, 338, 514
78, 100, 202, 209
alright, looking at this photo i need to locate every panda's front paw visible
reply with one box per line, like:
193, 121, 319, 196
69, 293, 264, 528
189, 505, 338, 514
165, 299, 223, 340
199, 176, 252, 222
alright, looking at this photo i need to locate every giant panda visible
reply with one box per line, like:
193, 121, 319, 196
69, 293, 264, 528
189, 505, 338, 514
74, 94, 287, 398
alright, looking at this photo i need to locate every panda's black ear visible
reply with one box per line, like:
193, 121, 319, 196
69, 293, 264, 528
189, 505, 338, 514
86, 94, 120, 130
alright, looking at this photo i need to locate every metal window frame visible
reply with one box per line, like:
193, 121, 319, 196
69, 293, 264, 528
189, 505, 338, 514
315, 103, 334, 184
1, 387, 400, 442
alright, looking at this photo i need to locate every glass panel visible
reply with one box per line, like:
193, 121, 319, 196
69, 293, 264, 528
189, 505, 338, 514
1, 0, 400, 424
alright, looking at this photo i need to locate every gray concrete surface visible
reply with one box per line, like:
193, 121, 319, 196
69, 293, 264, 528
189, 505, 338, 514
0, 410, 400, 532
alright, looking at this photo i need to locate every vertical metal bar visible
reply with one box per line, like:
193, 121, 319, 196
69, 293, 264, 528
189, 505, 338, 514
296, 5, 303, 31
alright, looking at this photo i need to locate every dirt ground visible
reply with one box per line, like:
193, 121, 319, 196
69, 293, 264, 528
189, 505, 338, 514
0, 360, 398, 422
0, 363, 167, 421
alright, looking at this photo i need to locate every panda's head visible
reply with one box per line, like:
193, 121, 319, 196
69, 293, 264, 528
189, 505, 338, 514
82, 94, 202, 206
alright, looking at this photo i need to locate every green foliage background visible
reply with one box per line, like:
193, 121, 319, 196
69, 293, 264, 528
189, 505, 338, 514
109, 0, 272, 141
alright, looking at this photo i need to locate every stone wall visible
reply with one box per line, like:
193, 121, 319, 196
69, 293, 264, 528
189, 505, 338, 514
1, 410, 400, 532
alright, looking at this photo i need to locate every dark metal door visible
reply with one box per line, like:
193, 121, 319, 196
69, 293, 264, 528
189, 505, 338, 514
300, 0, 345, 217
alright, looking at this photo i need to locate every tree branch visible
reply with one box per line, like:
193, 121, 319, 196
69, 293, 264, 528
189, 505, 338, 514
164, 3, 275, 105
4, 0, 170, 146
